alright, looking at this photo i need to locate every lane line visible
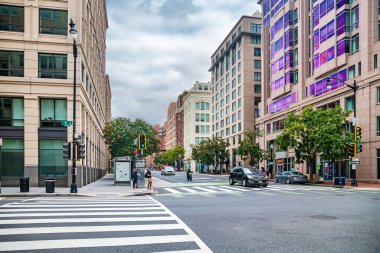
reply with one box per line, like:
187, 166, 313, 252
0, 235, 194, 252
5, 204, 160, 208
0, 211, 168, 218
163, 188, 182, 194
0, 207, 164, 213
179, 188, 197, 193
0, 224, 184, 236
0, 216, 175, 225
220, 186, 250, 192
149, 196, 212, 253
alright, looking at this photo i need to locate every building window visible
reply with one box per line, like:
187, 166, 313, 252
254, 97, 261, 106
254, 48, 261, 57
0, 5, 24, 32
0, 51, 24, 77
39, 139, 67, 176
250, 23, 262, 33
378, 149, 380, 179
177, 115, 181, 120
38, 53, 67, 79
348, 65, 355, 79
40, 99, 67, 127
266, 123, 271, 134
358, 62, 361, 76
0, 139, 24, 177
378, 20, 380, 39
0, 97, 24, 126
254, 85, 261, 93
377, 116, 380, 136
39, 9, 68, 35
195, 125, 199, 133
254, 72, 261, 81
345, 96, 354, 111
251, 35, 261, 44
238, 74, 241, 84
377, 87, 380, 103
254, 60, 261, 69
273, 120, 284, 132
351, 35, 359, 53
375, 54, 378, 69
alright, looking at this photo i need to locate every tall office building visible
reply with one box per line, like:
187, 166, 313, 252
0, 0, 111, 187
209, 13, 263, 170
257, 0, 380, 182
183, 81, 211, 172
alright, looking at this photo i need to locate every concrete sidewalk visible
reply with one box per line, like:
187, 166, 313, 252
0, 174, 172, 197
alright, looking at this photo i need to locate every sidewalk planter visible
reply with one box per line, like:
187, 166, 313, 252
45, 178, 55, 193
334, 177, 345, 186
19, 177, 29, 192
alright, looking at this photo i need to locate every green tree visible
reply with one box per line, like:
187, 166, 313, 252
153, 147, 185, 167
236, 129, 267, 167
103, 118, 159, 158
191, 137, 230, 174
275, 106, 351, 180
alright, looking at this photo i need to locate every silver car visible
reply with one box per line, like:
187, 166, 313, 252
274, 171, 308, 184
161, 166, 175, 176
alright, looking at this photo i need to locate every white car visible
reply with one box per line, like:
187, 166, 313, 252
161, 166, 175, 175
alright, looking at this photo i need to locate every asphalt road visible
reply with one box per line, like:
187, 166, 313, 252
152, 172, 380, 253
1, 173, 379, 253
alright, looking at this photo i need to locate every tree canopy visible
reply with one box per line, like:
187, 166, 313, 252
153, 147, 185, 166
275, 106, 352, 179
191, 137, 230, 173
103, 118, 159, 158
236, 129, 268, 167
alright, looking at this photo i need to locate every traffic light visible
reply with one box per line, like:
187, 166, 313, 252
348, 143, 356, 158
357, 143, 363, 153
138, 133, 146, 149
77, 142, 85, 160
63, 142, 71, 160
354, 126, 362, 141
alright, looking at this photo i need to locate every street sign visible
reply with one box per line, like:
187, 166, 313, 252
352, 117, 359, 126
351, 158, 360, 165
135, 158, 146, 168
61, 120, 73, 127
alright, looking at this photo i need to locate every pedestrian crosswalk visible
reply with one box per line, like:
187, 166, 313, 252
0, 196, 212, 252
156, 184, 360, 197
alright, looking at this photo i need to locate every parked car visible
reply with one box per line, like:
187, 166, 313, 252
161, 166, 176, 176
274, 171, 308, 184
229, 167, 268, 187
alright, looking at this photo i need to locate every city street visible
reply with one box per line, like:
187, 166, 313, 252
0, 173, 379, 253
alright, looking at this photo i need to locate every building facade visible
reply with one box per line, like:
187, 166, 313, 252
0, 0, 111, 187
209, 13, 263, 170
257, 0, 380, 182
183, 81, 211, 172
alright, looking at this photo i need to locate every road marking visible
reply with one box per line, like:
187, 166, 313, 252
6, 203, 160, 208
0, 207, 164, 212
0, 224, 184, 235
179, 187, 197, 193
0, 211, 168, 218
192, 187, 217, 193
206, 186, 236, 193
0, 216, 174, 225
164, 188, 182, 194
149, 197, 212, 252
0, 235, 194, 252
220, 186, 250, 192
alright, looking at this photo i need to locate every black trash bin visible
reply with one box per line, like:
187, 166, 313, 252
20, 177, 29, 192
45, 178, 55, 193
334, 177, 339, 185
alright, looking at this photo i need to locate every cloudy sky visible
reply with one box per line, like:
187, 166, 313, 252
106, 0, 260, 125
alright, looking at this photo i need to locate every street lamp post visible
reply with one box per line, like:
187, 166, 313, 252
69, 19, 78, 193
269, 143, 274, 178
326, 77, 358, 186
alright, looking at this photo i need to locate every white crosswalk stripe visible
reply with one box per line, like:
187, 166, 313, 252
0, 196, 212, 252
157, 184, 356, 197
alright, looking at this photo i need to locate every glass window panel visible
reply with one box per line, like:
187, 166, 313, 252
39, 9, 67, 35
40, 99, 54, 121
39, 139, 67, 176
0, 97, 12, 126
0, 5, 24, 32
54, 100, 67, 121
1, 139, 24, 177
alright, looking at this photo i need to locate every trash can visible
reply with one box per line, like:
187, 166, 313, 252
45, 178, 55, 193
20, 177, 29, 192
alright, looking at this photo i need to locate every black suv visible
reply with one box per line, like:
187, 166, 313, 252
229, 167, 268, 187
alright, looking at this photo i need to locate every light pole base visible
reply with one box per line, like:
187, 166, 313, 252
70, 183, 78, 193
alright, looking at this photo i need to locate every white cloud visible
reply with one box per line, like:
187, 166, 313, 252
106, 0, 260, 124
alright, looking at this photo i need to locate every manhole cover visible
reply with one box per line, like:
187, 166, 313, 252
373, 198, 380, 200
311, 215, 337, 220
335, 194, 346, 196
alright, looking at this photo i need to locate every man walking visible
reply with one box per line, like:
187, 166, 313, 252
131, 168, 139, 189
145, 168, 152, 190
